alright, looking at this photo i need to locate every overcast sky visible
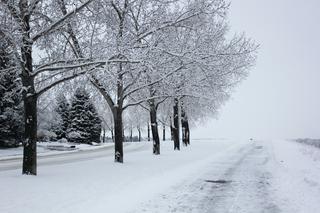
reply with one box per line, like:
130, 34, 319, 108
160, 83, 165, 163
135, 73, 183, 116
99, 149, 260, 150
193, 0, 320, 140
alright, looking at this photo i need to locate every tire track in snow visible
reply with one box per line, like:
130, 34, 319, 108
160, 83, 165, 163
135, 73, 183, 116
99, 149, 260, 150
200, 141, 280, 213
133, 141, 281, 213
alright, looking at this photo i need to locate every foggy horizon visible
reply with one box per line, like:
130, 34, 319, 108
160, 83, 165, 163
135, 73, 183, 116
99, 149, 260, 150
193, 0, 320, 140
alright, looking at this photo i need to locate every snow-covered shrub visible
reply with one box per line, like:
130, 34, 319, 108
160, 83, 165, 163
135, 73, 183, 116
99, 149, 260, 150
57, 138, 68, 144
37, 130, 57, 142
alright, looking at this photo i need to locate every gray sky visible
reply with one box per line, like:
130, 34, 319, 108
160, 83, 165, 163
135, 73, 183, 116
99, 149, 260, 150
193, 0, 320, 139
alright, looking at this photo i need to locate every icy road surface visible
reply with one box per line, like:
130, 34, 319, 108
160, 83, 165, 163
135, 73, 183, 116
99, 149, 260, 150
0, 139, 319, 213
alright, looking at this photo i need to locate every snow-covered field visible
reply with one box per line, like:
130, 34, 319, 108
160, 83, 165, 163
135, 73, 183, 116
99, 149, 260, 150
0, 139, 319, 213
295, 138, 320, 148
269, 140, 320, 212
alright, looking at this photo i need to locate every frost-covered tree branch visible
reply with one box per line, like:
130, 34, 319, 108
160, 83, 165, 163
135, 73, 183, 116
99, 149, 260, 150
31, 0, 96, 42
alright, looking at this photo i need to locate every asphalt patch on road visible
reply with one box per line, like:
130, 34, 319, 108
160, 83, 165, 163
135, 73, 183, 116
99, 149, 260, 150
204, 179, 232, 184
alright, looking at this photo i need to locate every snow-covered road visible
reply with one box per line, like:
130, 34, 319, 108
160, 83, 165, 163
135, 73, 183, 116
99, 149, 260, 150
0, 139, 319, 213
132, 140, 279, 213
0, 142, 143, 171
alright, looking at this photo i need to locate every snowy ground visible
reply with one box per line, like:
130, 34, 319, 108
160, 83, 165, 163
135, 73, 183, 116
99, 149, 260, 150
0, 139, 319, 213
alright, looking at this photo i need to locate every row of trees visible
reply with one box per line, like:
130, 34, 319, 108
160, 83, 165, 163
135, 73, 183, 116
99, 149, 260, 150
0, 0, 257, 175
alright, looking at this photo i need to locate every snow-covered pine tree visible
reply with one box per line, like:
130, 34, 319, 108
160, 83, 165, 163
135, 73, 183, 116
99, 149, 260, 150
68, 87, 101, 144
0, 42, 24, 147
87, 100, 102, 143
52, 94, 70, 140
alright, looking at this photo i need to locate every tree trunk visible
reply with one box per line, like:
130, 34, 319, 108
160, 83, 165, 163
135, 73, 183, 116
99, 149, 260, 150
163, 125, 165, 141
113, 107, 123, 163
170, 116, 174, 141
149, 100, 160, 155
181, 105, 190, 146
20, 6, 38, 175
102, 128, 106, 143
186, 120, 190, 145
147, 122, 150, 141
138, 127, 141, 142
22, 95, 38, 175
130, 127, 133, 142
173, 98, 180, 150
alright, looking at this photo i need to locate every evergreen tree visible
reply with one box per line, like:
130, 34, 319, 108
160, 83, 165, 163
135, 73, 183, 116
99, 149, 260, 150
68, 88, 101, 144
0, 42, 24, 147
52, 94, 70, 139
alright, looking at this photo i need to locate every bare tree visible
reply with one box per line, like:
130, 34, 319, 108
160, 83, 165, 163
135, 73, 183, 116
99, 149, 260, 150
0, 0, 98, 175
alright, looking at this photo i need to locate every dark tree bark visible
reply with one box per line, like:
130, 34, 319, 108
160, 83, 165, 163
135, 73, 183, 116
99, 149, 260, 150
163, 124, 166, 141
186, 122, 190, 145
102, 128, 106, 143
113, 106, 123, 162
22, 94, 38, 175
173, 98, 180, 150
181, 104, 190, 146
137, 127, 141, 142
185, 120, 190, 145
18, 2, 38, 175
147, 122, 150, 141
149, 99, 160, 155
114, 60, 125, 162
170, 116, 174, 141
